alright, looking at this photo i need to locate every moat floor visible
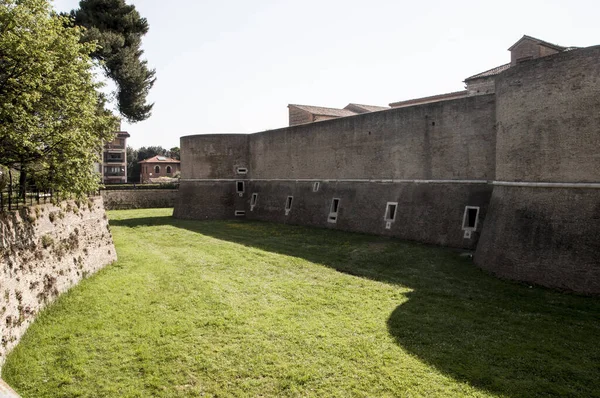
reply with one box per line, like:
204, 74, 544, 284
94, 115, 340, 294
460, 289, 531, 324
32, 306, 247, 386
3, 208, 600, 397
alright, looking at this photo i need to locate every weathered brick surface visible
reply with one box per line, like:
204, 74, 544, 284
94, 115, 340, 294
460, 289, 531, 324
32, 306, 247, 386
250, 95, 496, 181
0, 198, 116, 368
246, 181, 492, 249
289, 107, 313, 126
475, 46, 600, 293
180, 134, 249, 180
475, 186, 600, 294
496, 46, 600, 183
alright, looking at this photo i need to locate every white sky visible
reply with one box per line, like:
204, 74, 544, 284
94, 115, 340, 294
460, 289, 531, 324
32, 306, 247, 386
52, 0, 600, 149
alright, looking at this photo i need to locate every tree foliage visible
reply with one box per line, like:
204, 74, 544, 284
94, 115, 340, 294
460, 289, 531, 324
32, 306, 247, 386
0, 0, 118, 197
168, 147, 180, 160
71, 0, 156, 122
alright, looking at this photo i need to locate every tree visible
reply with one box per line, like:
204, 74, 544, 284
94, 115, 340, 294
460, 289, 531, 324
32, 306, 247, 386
70, 0, 156, 122
137, 146, 167, 162
0, 0, 118, 197
126, 146, 138, 183
168, 147, 180, 160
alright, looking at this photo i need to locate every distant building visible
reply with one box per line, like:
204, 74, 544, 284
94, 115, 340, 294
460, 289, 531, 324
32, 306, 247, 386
288, 103, 388, 126
101, 131, 130, 184
389, 35, 576, 108
138, 155, 181, 183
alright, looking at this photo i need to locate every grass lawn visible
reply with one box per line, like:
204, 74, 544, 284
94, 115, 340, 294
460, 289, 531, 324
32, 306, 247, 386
3, 208, 600, 397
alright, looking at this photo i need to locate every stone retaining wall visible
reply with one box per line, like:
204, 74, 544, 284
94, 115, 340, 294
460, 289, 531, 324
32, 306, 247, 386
101, 189, 178, 210
0, 197, 116, 369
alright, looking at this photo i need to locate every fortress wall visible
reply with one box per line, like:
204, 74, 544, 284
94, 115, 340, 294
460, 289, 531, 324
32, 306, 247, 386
475, 46, 600, 294
175, 95, 496, 248
245, 181, 492, 249
250, 95, 496, 180
173, 134, 249, 219
179, 134, 249, 180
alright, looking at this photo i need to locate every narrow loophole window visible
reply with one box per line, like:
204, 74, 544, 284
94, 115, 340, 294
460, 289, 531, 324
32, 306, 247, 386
236, 181, 245, 193
328, 198, 340, 223
285, 196, 293, 215
384, 202, 398, 222
313, 182, 320, 192
462, 206, 480, 231
235, 210, 246, 217
236, 167, 248, 175
251, 193, 258, 206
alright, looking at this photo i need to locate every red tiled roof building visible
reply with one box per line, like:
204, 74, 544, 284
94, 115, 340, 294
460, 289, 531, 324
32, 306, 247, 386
138, 155, 181, 183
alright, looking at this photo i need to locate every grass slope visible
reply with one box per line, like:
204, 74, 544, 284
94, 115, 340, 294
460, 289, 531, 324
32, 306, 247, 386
3, 208, 600, 397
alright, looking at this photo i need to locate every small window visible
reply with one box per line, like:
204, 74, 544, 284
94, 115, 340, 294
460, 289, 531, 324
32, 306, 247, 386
154, 165, 160, 174
166, 166, 172, 174
235, 210, 246, 217
384, 202, 398, 222
328, 198, 340, 223
285, 196, 293, 215
250, 193, 258, 211
236, 181, 245, 194
313, 182, 320, 192
462, 206, 480, 231
236, 167, 248, 175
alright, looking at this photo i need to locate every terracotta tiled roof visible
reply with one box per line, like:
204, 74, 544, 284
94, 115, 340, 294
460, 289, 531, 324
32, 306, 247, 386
288, 104, 357, 117
464, 63, 511, 82
344, 103, 389, 113
508, 35, 567, 52
138, 155, 180, 164
389, 90, 468, 108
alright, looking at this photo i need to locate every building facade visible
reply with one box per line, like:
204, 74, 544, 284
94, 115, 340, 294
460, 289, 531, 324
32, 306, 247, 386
174, 37, 600, 294
139, 155, 181, 183
101, 131, 130, 184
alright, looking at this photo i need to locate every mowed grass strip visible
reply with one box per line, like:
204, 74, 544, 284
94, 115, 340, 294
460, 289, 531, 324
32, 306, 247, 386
3, 208, 600, 398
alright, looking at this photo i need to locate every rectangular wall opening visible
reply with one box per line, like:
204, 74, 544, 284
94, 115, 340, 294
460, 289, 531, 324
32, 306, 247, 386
328, 198, 340, 223
384, 202, 398, 222
462, 206, 480, 231
236, 167, 248, 175
236, 181, 245, 195
285, 196, 293, 215
313, 182, 320, 192
250, 193, 258, 211
235, 210, 246, 217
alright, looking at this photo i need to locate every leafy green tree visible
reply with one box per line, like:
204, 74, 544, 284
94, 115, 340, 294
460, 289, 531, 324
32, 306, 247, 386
70, 0, 156, 122
137, 146, 167, 162
168, 147, 180, 160
0, 0, 118, 197
126, 146, 138, 183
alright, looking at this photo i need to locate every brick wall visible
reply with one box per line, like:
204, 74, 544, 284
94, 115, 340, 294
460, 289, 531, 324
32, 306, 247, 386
288, 107, 313, 126
475, 46, 600, 294
175, 94, 496, 249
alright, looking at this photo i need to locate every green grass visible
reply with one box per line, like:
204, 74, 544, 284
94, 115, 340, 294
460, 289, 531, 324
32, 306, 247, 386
3, 208, 600, 397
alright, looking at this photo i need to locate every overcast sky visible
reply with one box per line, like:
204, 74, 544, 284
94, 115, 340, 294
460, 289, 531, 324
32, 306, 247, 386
52, 0, 600, 149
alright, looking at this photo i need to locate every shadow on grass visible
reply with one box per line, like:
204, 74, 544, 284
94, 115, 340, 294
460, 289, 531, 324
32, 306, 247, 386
110, 215, 600, 398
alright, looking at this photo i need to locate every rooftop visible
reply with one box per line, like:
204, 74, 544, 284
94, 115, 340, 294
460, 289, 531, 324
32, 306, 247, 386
464, 63, 511, 82
288, 104, 357, 118
138, 155, 180, 164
